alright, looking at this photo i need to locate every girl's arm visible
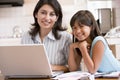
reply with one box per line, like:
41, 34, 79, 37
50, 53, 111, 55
68, 43, 82, 71
79, 40, 104, 74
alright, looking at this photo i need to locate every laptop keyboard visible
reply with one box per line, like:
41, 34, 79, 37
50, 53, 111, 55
5, 75, 52, 79
5, 71, 64, 79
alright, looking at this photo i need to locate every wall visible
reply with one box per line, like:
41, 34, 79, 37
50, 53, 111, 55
0, 0, 111, 38
0, 0, 87, 38
87, 0, 112, 20
59, 0, 87, 32
0, 0, 39, 38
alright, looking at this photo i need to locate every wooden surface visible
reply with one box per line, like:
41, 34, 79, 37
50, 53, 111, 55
5, 78, 119, 80
96, 78, 118, 80
1, 73, 119, 80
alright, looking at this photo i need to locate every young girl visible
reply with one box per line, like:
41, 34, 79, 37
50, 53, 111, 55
68, 10, 120, 74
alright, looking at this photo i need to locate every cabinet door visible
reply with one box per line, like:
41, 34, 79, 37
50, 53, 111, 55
98, 8, 112, 35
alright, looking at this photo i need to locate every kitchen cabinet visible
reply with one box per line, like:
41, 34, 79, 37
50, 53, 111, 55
109, 44, 120, 61
98, 8, 112, 35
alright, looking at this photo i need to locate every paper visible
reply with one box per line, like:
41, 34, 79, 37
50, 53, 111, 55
94, 71, 120, 78
102, 71, 120, 78
53, 71, 95, 80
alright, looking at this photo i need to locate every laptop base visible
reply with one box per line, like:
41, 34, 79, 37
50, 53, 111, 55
5, 75, 53, 79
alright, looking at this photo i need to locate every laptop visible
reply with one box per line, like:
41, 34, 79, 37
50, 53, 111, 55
0, 44, 63, 79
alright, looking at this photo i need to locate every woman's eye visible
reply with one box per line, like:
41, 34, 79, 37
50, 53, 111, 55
50, 13, 56, 16
40, 11, 46, 14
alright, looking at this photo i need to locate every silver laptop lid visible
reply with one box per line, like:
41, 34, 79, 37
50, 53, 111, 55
0, 44, 52, 76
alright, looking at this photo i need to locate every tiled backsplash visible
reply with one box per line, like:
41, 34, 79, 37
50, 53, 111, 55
0, 16, 33, 38
0, 0, 78, 38
0, 0, 112, 38
0, 0, 36, 38
0, 0, 72, 38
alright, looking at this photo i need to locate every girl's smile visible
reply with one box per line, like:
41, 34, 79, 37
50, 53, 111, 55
72, 22, 91, 42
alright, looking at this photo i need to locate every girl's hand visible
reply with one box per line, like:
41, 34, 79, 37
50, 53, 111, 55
70, 42, 80, 50
68, 42, 82, 71
78, 41, 91, 54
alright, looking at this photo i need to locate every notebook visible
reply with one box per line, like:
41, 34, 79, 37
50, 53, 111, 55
0, 44, 63, 79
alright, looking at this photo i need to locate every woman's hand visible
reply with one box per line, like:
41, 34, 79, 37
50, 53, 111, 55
51, 65, 69, 72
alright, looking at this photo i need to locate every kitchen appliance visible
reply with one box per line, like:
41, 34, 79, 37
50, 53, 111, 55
0, 0, 24, 6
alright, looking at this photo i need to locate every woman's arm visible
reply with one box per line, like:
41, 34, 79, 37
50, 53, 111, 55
79, 40, 104, 74
68, 43, 82, 71
51, 64, 69, 72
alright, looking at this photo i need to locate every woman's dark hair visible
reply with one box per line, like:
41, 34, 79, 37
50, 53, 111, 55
70, 10, 102, 41
29, 0, 66, 40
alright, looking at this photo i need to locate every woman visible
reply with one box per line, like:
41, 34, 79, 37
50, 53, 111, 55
68, 10, 120, 74
21, 0, 72, 72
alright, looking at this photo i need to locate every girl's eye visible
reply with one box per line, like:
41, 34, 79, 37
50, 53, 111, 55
72, 27, 77, 30
79, 25, 84, 27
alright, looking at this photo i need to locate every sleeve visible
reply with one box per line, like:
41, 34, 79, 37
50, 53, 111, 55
63, 33, 72, 64
21, 32, 33, 44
